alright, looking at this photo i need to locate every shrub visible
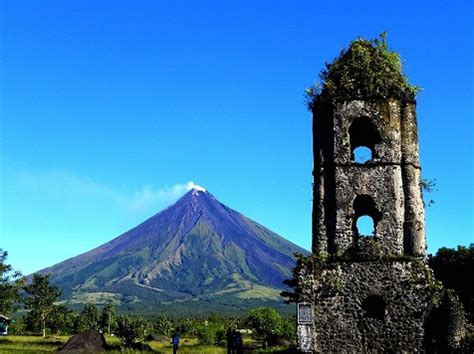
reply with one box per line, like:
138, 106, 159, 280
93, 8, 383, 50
196, 321, 224, 346
75, 303, 100, 332
306, 32, 420, 110
246, 307, 282, 346
154, 314, 174, 337
115, 315, 151, 348
280, 318, 296, 341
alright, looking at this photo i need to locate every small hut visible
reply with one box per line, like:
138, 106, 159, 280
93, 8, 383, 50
0, 315, 11, 336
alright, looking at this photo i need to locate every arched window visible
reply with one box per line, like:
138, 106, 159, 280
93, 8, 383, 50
353, 146, 372, 163
349, 117, 381, 162
362, 295, 386, 319
353, 194, 381, 238
356, 215, 375, 237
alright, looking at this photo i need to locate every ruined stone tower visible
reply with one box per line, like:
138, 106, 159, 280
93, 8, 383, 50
311, 84, 425, 259
295, 36, 462, 352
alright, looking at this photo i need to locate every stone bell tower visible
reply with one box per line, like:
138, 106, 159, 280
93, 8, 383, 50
312, 95, 425, 258
295, 36, 458, 352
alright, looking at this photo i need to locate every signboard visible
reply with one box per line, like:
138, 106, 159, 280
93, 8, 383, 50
297, 302, 313, 325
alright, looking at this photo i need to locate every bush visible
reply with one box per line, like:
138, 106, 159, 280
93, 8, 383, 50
8, 319, 26, 335
280, 318, 296, 341
115, 315, 151, 348
154, 314, 174, 336
428, 244, 474, 322
306, 32, 420, 110
75, 303, 99, 332
246, 307, 282, 346
196, 321, 224, 346
47, 305, 76, 335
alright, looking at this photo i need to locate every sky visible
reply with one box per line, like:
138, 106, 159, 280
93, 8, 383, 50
1, 1, 472, 275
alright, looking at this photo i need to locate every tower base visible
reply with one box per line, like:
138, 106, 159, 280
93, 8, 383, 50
296, 257, 464, 352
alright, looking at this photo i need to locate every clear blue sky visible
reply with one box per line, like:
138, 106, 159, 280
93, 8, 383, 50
1, 1, 472, 274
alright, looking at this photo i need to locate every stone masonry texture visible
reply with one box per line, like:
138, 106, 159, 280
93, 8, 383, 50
297, 95, 465, 351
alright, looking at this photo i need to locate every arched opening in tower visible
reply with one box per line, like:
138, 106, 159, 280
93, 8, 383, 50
353, 146, 373, 163
356, 215, 375, 237
362, 295, 386, 320
349, 117, 381, 162
352, 194, 381, 239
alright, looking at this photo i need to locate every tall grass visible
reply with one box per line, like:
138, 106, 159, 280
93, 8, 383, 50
0, 335, 227, 353
0, 335, 285, 353
0, 335, 68, 353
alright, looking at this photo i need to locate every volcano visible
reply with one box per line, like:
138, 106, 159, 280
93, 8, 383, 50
39, 186, 308, 312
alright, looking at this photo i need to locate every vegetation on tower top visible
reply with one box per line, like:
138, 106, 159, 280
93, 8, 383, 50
306, 33, 420, 110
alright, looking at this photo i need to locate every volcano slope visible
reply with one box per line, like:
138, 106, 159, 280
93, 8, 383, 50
39, 187, 309, 314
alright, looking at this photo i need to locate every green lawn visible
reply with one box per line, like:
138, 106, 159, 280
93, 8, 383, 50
0, 335, 288, 353
0, 335, 226, 353
0, 335, 69, 353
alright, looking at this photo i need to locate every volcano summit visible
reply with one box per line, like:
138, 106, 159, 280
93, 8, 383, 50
39, 186, 308, 312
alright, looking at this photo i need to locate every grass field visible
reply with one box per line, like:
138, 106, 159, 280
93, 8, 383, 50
0, 335, 287, 353
0, 335, 68, 353
0, 335, 225, 353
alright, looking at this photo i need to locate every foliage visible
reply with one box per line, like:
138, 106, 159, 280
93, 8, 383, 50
7, 318, 26, 335
23, 308, 42, 333
459, 323, 474, 352
100, 304, 116, 335
23, 273, 62, 337
279, 318, 296, 341
25, 304, 77, 336
429, 244, 474, 322
281, 252, 328, 304
356, 236, 382, 260
421, 178, 437, 207
75, 302, 100, 332
115, 314, 151, 347
46, 305, 76, 335
154, 314, 174, 337
306, 32, 420, 110
196, 321, 224, 346
0, 249, 25, 315
178, 317, 199, 337
245, 307, 283, 346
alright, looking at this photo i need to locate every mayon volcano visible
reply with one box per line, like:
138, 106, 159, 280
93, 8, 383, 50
39, 186, 308, 312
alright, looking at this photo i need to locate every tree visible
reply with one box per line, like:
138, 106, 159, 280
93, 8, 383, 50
429, 244, 473, 322
115, 315, 150, 348
75, 303, 100, 332
100, 304, 116, 335
0, 249, 25, 315
23, 273, 62, 337
47, 305, 76, 335
246, 307, 283, 347
177, 317, 197, 337
24, 309, 42, 333
196, 321, 224, 346
280, 317, 297, 341
25, 304, 75, 335
154, 314, 173, 336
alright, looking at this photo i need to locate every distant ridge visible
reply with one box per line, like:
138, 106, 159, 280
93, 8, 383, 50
39, 186, 309, 313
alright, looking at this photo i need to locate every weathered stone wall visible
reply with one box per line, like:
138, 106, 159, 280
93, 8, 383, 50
302, 96, 436, 352
312, 99, 425, 257
333, 100, 403, 165
299, 259, 440, 352
400, 102, 425, 256
334, 165, 404, 255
